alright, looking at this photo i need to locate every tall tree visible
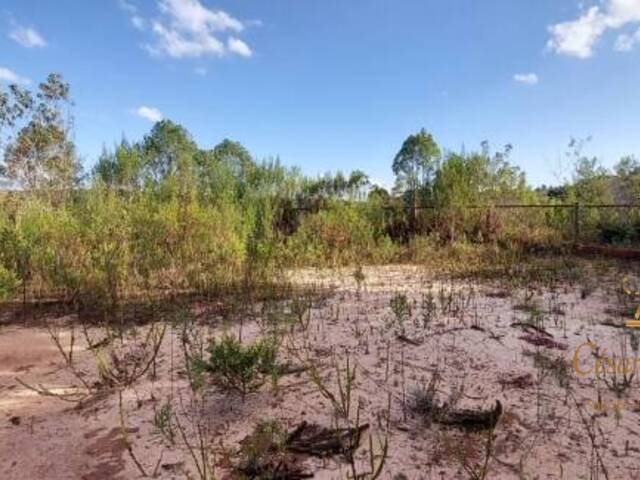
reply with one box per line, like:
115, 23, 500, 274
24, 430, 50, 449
4, 122, 76, 190
392, 129, 441, 228
210, 138, 256, 200
347, 170, 370, 199
1, 73, 79, 191
0, 84, 34, 138
92, 139, 143, 190
141, 120, 197, 182
614, 155, 640, 203
566, 137, 612, 204
392, 129, 441, 194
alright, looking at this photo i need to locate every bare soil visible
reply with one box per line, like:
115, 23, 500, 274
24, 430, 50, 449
2, 264, 640, 479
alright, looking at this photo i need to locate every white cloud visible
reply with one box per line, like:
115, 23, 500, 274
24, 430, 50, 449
245, 19, 264, 28
547, 6, 606, 58
118, 0, 137, 15
608, 0, 640, 26
227, 37, 252, 57
119, 0, 146, 30
615, 26, 640, 50
9, 26, 46, 48
149, 19, 226, 57
134, 106, 164, 122
513, 73, 539, 85
0, 67, 31, 85
548, 0, 640, 58
158, 0, 243, 34
125, 0, 254, 59
131, 15, 146, 30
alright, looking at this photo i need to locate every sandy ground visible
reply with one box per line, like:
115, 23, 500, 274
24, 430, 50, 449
1, 264, 640, 479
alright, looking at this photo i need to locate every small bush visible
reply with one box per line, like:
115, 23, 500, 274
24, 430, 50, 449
389, 293, 412, 333
284, 202, 397, 266
0, 265, 18, 301
597, 220, 636, 245
195, 334, 279, 398
235, 420, 312, 479
239, 420, 286, 470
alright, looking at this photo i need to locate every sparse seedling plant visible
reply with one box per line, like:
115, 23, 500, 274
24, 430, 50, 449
195, 333, 279, 400
389, 293, 412, 334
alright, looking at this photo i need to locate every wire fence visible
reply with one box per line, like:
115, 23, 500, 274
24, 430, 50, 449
285, 203, 640, 246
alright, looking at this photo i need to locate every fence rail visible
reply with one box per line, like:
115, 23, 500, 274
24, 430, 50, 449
286, 202, 640, 245
290, 203, 640, 211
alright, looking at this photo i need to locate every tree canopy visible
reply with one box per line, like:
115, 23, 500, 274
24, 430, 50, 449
1, 73, 79, 191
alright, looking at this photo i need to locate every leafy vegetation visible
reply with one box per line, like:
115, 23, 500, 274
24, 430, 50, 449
2, 73, 640, 307
194, 334, 279, 399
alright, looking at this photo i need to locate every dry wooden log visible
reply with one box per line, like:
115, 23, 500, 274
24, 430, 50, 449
510, 322, 552, 338
278, 364, 310, 375
237, 459, 314, 480
412, 389, 503, 432
518, 333, 567, 350
285, 421, 369, 457
436, 400, 503, 431
498, 373, 535, 389
235, 423, 315, 479
396, 334, 423, 346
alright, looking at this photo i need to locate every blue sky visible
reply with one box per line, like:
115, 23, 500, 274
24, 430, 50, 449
2, 0, 640, 187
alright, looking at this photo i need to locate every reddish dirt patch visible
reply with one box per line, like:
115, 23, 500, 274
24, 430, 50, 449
81, 427, 138, 480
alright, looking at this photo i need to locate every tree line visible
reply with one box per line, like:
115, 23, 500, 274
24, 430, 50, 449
1, 73, 639, 305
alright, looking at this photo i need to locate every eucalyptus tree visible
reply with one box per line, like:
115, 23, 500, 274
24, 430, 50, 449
614, 155, 640, 203
1, 73, 79, 192
92, 140, 143, 190
346, 170, 370, 199
392, 129, 441, 227
562, 137, 612, 207
430, 142, 530, 242
140, 119, 197, 184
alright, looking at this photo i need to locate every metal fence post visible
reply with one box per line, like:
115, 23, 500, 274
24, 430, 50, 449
573, 203, 580, 244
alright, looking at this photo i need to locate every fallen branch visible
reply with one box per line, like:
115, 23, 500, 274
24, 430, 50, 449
519, 333, 567, 351
285, 421, 369, 457
278, 364, 310, 376
396, 334, 423, 346
511, 322, 552, 338
437, 400, 503, 432
498, 373, 535, 390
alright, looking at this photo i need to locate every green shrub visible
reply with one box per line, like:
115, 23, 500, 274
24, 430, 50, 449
284, 202, 396, 266
597, 220, 636, 245
238, 420, 286, 470
0, 265, 17, 301
195, 334, 279, 398
124, 186, 249, 295
389, 293, 412, 333
233, 420, 312, 479
12, 199, 83, 300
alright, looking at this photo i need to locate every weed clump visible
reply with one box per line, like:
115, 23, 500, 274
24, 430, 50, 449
235, 420, 313, 479
389, 293, 412, 333
195, 334, 279, 399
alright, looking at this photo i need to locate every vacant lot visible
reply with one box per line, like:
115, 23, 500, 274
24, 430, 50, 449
1, 262, 640, 479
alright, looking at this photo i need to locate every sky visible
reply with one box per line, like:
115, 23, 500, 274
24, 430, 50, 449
2, 0, 640, 188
